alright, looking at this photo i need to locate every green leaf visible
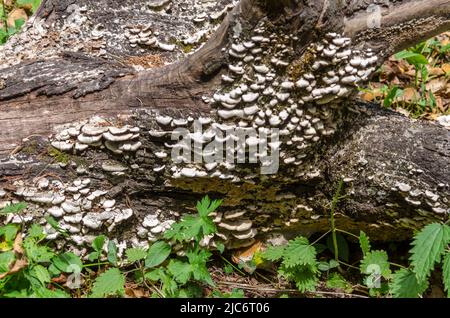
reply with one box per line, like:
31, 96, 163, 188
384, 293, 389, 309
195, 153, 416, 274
145, 241, 171, 268
282, 237, 316, 268
390, 268, 429, 298
92, 235, 106, 253
45, 216, 68, 237
326, 234, 349, 262
395, 51, 429, 65
360, 250, 391, 279
383, 86, 403, 108
0, 202, 27, 214
326, 272, 353, 293
395, 50, 419, 60
14, 18, 25, 30
318, 261, 330, 272
125, 247, 147, 263
318, 259, 339, 271
216, 243, 225, 254
186, 248, 214, 286
196, 196, 222, 218
212, 288, 245, 298
91, 268, 125, 298
409, 223, 450, 282
359, 231, 371, 256
87, 251, 100, 262
0, 251, 15, 274
51, 252, 82, 273
442, 252, 450, 297
32, 287, 70, 298
261, 245, 285, 262
144, 268, 165, 282
29, 264, 51, 287
279, 263, 318, 292
0, 224, 18, 250
329, 259, 339, 269
107, 241, 118, 266
16, 0, 41, 13
29, 224, 45, 240
164, 209, 217, 242
167, 260, 193, 284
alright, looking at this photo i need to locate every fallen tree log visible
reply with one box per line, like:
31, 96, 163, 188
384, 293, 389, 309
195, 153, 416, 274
0, 0, 449, 256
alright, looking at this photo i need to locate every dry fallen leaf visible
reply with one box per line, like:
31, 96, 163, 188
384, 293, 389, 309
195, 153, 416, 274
125, 287, 146, 298
399, 87, 419, 103
442, 63, 450, 74
13, 233, 24, 255
429, 67, 445, 76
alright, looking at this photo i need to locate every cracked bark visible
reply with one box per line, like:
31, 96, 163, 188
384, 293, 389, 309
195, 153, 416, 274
0, 0, 449, 252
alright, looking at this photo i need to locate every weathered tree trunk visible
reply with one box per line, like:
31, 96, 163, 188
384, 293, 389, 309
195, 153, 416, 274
0, 0, 449, 256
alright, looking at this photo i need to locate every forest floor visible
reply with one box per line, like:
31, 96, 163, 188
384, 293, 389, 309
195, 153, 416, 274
0, 1, 449, 299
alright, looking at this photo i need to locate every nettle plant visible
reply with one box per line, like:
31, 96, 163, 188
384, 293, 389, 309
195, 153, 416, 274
0, 196, 228, 298
1, 192, 449, 298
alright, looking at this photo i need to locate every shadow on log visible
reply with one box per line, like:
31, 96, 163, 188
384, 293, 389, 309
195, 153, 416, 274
0, 0, 449, 256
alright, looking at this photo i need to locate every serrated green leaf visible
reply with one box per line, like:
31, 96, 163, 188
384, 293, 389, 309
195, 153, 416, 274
125, 247, 147, 263
313, 243, 327, 254
145, 241, 171, 268
32, 287, 70, 298
145, 268, 178, 297
24, 239, 55, 263
92, 235, 106, 253
410, 223, 450, 282
359, 231, 371, 256
145, 268, 165, 282
283, 237, 316, 268
29, 264, 51, 287
91, 268, 125, 298
390, 268, 429, 298
261, 245, 285, 262
107, 241, 118, 266
442, 252, 450, 297
51, 252, 82, 273
212, 288, 245, 298
196, 196, 222, 218
0, 202, 27, 214
29, 224, 45, 240
327, 233, 349, 262
360, 250, 391, 279
216, 243, 225, 254
0, 251, 15, 274
186, 249, 214, 286
279, 263, 318, 292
